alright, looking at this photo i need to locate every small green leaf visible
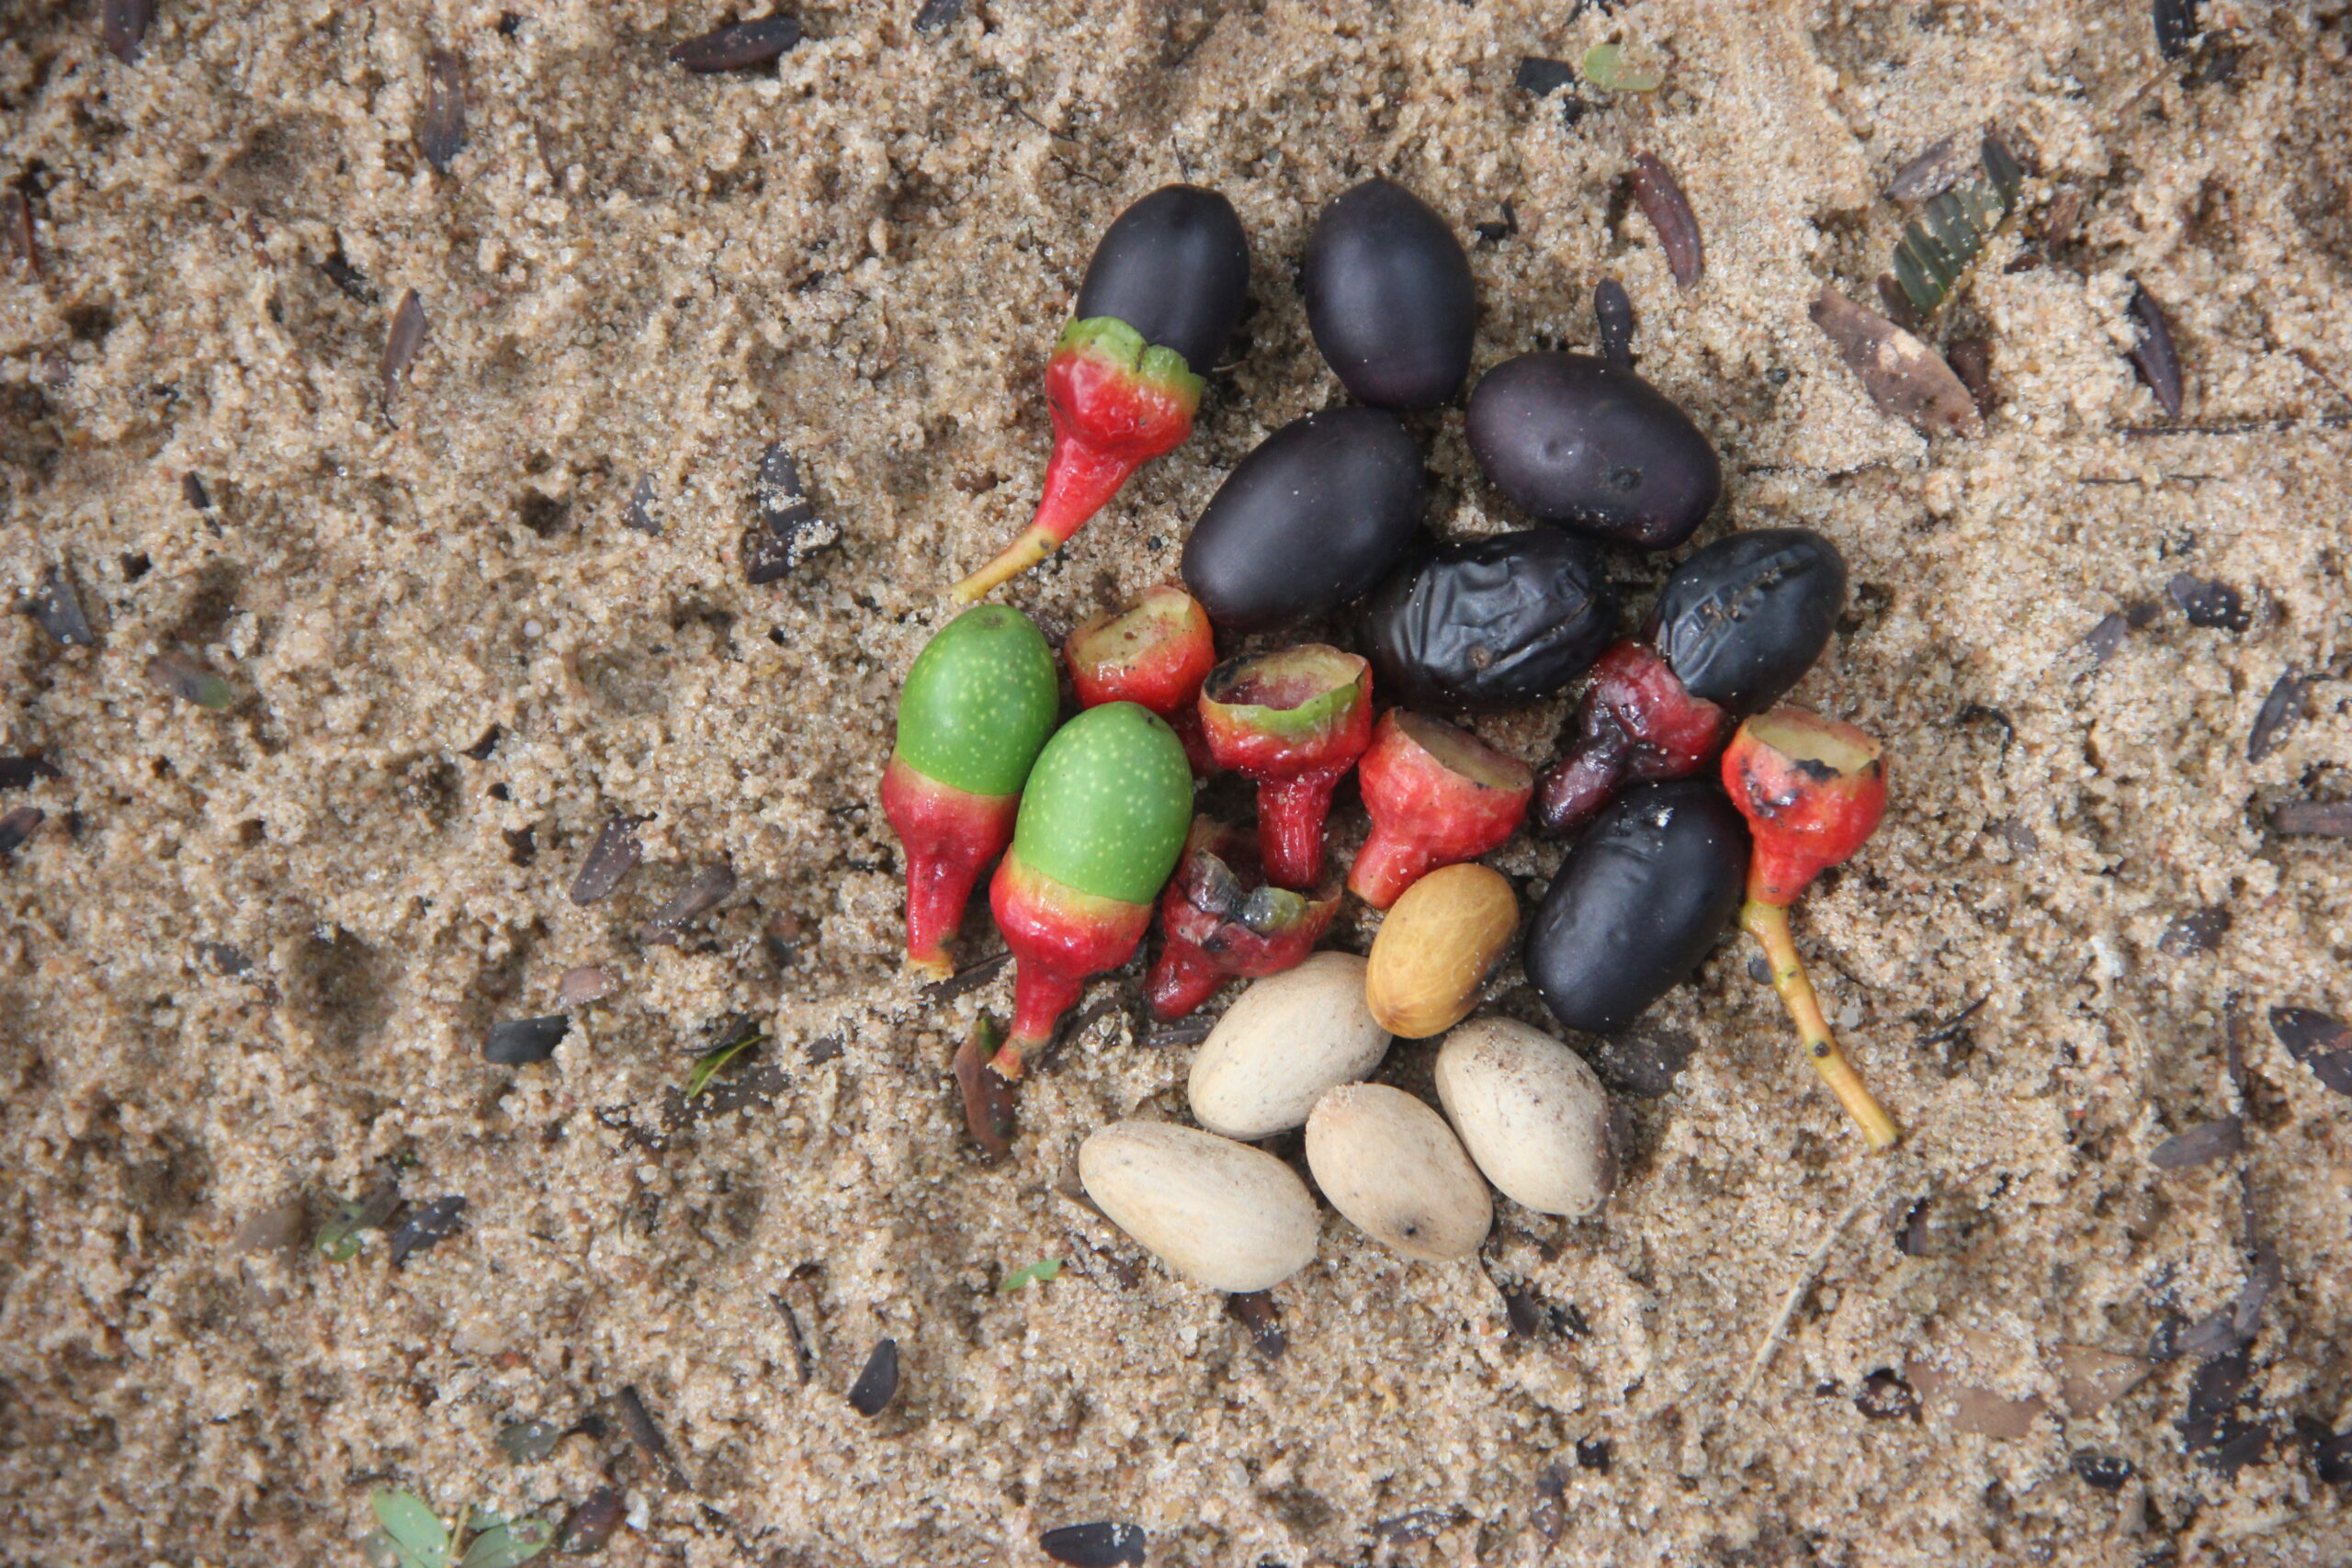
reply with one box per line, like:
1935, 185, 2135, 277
999, 1257, 1063, 1293
370, 1489, 450, 1568
459, 1515, 553, 1568
1581, 42, 1662, 92
358, 1530, 408, 1568
685, 1019, 763, 1099
318, 1189, 400, 1262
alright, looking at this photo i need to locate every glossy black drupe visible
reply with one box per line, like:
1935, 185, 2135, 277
1526, 779, 1748, 1036
1360, 530, 1618, 711
1465, 352, 1722, 549
1303, 178, 1476, 410
1181, 408, 1425, 631
1650, 527, 1848, 713
1074, 185, 1251, 374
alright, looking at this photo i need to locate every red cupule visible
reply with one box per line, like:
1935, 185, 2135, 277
1199, 647, 1374, 890
986, 849, 1155, 1078
1723, 707, 1890, 908
1147, 819, 1342, 1019
1534, 639, 1728, 835
1350, 712, 1534, 910
880, 755, 1020, 979
1067, 585, 1219, 773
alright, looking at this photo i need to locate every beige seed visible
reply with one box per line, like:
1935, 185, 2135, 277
1433, 1016, 1617, 1217
1363, 862, 1519, 1038
1304, 1083, 1491, 1263
1188, 952, 1392, 1140
1079, 1121, 1319, 1292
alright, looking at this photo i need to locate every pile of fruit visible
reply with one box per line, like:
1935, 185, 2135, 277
885, 180, 1898, 1287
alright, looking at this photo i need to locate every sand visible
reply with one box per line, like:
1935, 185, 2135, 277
3, 1, 2349, 1563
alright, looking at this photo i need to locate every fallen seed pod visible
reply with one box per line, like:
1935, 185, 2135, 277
1066, 584, 1219, 773
953, 186, 1250, 602
1147, 818, 1342, 1020
1303, 177, 1477, 410
1465, 352, 1722, 549
1181, 408, 1427, 631
1723, 708, 1898, 1150
1434, 1017, 1617, 1217
1306, 1084, 1492, 1263
1079, 1121, 1320, 1292
1199, 646, 1374, 890
987, 703, 1193, 1077
1629, 153, 1703, 287
1526, 780, 1748, 1036
1359, 529, 1618, 713
1188, 951, 1392, 1140
882, 606, 1062, 977
1364, 863, 1521, 1039
1350, 712, 1532, 910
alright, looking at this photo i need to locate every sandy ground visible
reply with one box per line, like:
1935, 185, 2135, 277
4, 1, 2351, 1563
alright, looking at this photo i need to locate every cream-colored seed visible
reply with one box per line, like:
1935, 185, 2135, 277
1078, 1121, 1320, 1292
1363, 863, 1520, 1038
1434, 1016, 1618, 1217
1188, 952, 1392, 1139
1304, 1083, 1492, 1263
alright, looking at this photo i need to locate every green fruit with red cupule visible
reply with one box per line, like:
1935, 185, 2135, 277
989, 701, 1194, 1077
880, 606, 1060, 980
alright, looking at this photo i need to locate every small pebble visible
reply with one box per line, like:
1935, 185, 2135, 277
1079, 1121, 1319, 1292
1306, 1084, 1491, 1263
484, 1014, 569, 1066
1038, 1523, 1146, 1568
670, 17, 804, 72
1187, 953, 1390, 1140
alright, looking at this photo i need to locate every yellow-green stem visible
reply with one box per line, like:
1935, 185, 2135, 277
1742, 898, 1899, 1152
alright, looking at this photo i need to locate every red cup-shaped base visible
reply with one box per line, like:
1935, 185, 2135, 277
1067, 586, 1219, 759
988, 847, 1154, 1076
880, 754, 1020, 978
1200, 646, 1374, 889
1146, 819, 1342, 1018
1722, 707, 1888, 907
1350, 712, 1533, 909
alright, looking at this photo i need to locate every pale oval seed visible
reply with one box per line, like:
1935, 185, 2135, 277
1189, 952, 1392, 1139
1434, 1016, 1617, 1216
1305, 1083, 1491, 1262
1079, 1122, 1319, 1292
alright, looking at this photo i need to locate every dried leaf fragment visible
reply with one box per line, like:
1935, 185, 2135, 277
2055, 1344, 2153, 1416
2157, 906, 2231, 956
147, 650, 236, 709
383, 289, 429, 402
1809, 285, 1983, 437
570, 814, 647, 906
745, 445, 836, 584
1038, 1523, 1147, 1568
2154, 0, 2199, 60
1581, 43, 1662, 92
0, 757, 59, 791
953, 1013, 1016, 1159
388, 1194, 467, 1266
1630, 153, 1702, 287
2130, 284, 2185, 418
625, 475, 661, 536
1226, 1290, 1287, 1359
102, 0, 153, 64
484, 1014, 569, 1066
1889, 134, 2021, 315
639, 862, 737, 943
2274, 801, 2352, 840
24, 565, 96, 647
670, 17, 804, 72
615, 1384, 689, 1491
913, 0, 966, 35
1886, 131, 1973, 204
4, 189, 36, 277
2248, 671, 2309, 762
848, 1337, 899, 1416
420, 51, 467, 175
2150, 1116, 2243, 1169
0, 807, 44, 855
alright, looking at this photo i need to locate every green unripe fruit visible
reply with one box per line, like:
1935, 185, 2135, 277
894, 606, 1060, 796
1015, 702, 1193, 905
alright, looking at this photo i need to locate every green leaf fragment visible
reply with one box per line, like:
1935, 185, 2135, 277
319, 1189, 401, 1262
460, 1515, 553, 1568
1883, 133, 2023, 317
685, 1021, 763, 1098
1581, 42, 1662, 92
371, 1490, 451, 1568
999, 1258, 1064, 1292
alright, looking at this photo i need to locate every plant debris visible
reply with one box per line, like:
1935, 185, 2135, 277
1531, 1462, 1567, 1541
625, 475, 661, 536
953, 1014, 1017, 1159
389, 1196, 468, 1266
745, 445, 836, 584
384, 289, 430, 402
1856, 1369, 1919, 1420
2269, 1006, 2352, 1096
684, 1015, 763, 1098
914, 0, 966, 36
2150, 1117, 2242, 1170
1946, 337, 1992, 414
570, 815, 647, 905
495, 1420, 562, 1465
147, 650, 236, 709
1226, 1290, 1287, 1359
1581, 43, 1662, 92
556, 1487, 624, 1554
2154, 0, 2199, 62
2129, 284, 2185, 418
5, 189, 37, 276
1886, 131, 1978, 204
317, 1184, 401, 1261
848, 1337, 899, 1416
2273, 800, 2352, 839
670, 17, 805, 73
2071, 1450, 2134, 1491
1038, 1522, 1147, 1568
1374, 1507, 1462, 1545
1474, 199, 1519, 245
2247, 671, 2308, 763
24, 564, 96, 647
1809, 285, 1983, 437
558, 965, 615, 1006
615, 1385, 689, 1491
420, 51, 466, 174
923, 948, 1009, 1003
2165, 572, 2247, 632
639, 862, 736, 943
0, 756, 56, 790
1888, 133, 2020, 316
1514, 55, 1577, 98
0, 807, 45, 856
2157, 907, 2231, 957
102, 0, 153, 64
999, 1257, 1062, 1292
484, 1014, 569, 1066
1576, 1438, 1611, 1472
1591, 1026, 1695, 1099
1629, 154, 1702, 287
1594, 277, 1634, 367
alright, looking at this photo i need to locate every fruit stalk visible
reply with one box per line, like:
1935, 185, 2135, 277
1723, 707, 1897, 1151
1198, 647, 1374, 890
1350, 712, 1532, 909
1147, 819, 1341, 1019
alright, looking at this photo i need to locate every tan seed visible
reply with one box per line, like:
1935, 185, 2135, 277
1079, 1121, 1320, 1292
1364, 863, 1519, 1038
1305, 1083, 1491, 1263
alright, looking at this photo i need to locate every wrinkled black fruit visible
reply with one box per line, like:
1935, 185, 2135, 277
1650, 527, 1848, 714
1465, 352, 1722, 549
1526, 779, 1748, 1035
1181, 408, 1426, 630
1074, 185, 1251, 374
1303, 178, 1476, 409
1360, 530, 1617, 711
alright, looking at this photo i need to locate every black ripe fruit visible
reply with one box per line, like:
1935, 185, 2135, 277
1466, 352, 1722, 549
1361, 530, 1618, 711
1651, 527, 1848, 713
1526, 780, 1748, 1036
1303, 178, 1476, 410
1181, 408, 1426, 631
1075, 185, 1251, 373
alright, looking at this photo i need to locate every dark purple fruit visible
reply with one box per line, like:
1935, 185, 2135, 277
1303, 178, 1476, 410
1465, 352, 1722, 549
1360, 530, 1618, 711
1075, 185, 1251, 374
1181, 408, 1426, 631
1526, 779, 1748, 1035
1650, 527, 1848, 714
